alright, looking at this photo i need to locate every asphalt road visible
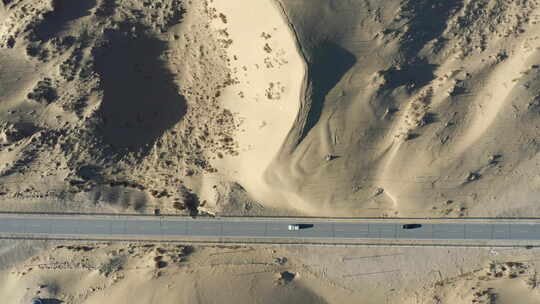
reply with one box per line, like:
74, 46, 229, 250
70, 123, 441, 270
0, 215, 540, 241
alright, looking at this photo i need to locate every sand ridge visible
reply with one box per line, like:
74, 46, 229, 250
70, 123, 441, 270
3, 1, 540, 301
263, 0, 540, 217
1, 0, 540, 217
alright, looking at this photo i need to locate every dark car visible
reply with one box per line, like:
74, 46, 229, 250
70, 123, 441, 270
402, 224, 422, 229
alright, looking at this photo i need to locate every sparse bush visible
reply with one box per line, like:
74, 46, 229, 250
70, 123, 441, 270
99, 256, 123, 277
27, 78, 57, 104
175, 186, 199, 216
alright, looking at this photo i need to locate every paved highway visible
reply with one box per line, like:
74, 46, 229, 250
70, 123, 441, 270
0, 215, 540, 241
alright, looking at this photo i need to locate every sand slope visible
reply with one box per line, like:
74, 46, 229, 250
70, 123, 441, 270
0, 0, 247, 215
3, 241, 540, 304
4, 1, 540, 303
2, 0, 540, 218
202, 0, 304, 212
263, 0, 540, 216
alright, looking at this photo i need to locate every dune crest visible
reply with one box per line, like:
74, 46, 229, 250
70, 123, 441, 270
264, 0, 540, 216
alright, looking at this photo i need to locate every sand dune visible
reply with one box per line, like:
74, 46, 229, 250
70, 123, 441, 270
262, 0, 540, 216
3, 240, 540, 304
3, 1, 540, 303
200, 0, 305, 213
0, 1, 540, 215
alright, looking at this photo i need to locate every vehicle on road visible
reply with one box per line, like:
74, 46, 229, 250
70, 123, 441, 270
288, 224, 315, 230
402, 224, 422, 229
288, 224, 300, 231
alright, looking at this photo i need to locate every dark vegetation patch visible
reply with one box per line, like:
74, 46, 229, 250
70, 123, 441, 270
95, 0, 117, 17
173, 185, 200, 216
76, 165, 102, 181
27, 78, 57, 104
6, 36, 15, 48
277, 271, 296, 285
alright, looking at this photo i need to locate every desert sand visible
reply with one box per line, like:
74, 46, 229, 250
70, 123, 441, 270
1, 0, 540, 218
2, 0, 540, 303
2, 240, 540, 304
264, 0, 540, 217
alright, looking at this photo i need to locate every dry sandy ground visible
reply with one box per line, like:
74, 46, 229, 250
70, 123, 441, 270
1, 241, 540, 304
265, 0, 540, 217
2, 0, 540, 218
0, 0, 305, 216
3, 0, 540, 303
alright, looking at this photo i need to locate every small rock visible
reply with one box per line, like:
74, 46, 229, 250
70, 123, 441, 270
488, 154, 502, 165
466, 172, 481, 182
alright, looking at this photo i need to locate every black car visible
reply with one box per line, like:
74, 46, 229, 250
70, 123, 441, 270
402, 224, 422, 229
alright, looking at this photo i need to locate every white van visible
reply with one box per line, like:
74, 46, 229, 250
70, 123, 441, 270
288, 224, 300, 231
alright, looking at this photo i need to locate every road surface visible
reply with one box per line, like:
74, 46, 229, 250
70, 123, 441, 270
0, 214, 539, 241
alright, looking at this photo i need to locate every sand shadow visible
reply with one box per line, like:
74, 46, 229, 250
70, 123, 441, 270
380, 58, 437, 92
38, 299, 63, 304
32, 0, 97, 41
89, 184, 148, 212
298, 223, 314, 229
93, 23, 187, 148
400, 0, 464, 56
266, 282, 327, 304
300, 42, 356, 141
76, 165, 102, 181
95, 0, 118, 17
